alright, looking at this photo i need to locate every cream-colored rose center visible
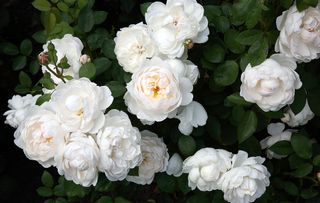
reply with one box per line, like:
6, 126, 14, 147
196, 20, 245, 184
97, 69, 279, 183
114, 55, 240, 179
133, 44, 146, 55
257, 78, 280, 96
29, 122, 54, 148
65, 95, 84, 117
141, 74, 171, 99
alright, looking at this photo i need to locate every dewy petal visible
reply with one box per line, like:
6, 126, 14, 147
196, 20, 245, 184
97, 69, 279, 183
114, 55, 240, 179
267, 122, 285, 136
179, 77, 193, 106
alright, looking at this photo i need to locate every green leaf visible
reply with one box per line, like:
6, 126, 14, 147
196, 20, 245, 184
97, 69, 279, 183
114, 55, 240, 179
57, 2, 69, 12
156, 173, 176, 193
57, 56, 70, 69
224, 29, 245, 54
95, 196, 113, 203
15, 84, 30, 94
204, 5, 221, 24
140, 2, 152, 16
292, 163, 313, 177
55, 198, 68, 203
284, 181, 299, 196
269, 141, 293, 156
37, 186, 53, 197
40, 73, 55, 89
237, 110, 257, 143
212, 16, 230, 33
203, 44, 225, 63
32, 30, 47, 43
64, 180, 87, 198
102, 39, 116, 59
32, 0, 51, 11
301, 188, 319, 199
42, 11, 56, 33
78, 6, 94, 32
280, 0, 294, 9
225, 92, 252, 106
289, 88, 306, 114
289, 154, 308, 169
213, 60, 239, 86
177, 174, 191, 194
41, 171, 54, 188
12, 56, 27, 71
296, 0, 311, 11
247, 38, 268, 66
178, 135, 196, 156
239, 136, 261, 156
94, 57, 112, 76
19, 71, 32, 87
94, 11, 108, 24
29, 60, 40, 75
20, 39, 32, 56
36, 94, 51, 105
106, 81, 126, 98
186, 194, 211, 203
237, 30, 263, 45
0, 42, 19, 55
79, 62, 96, 79
114, 197, 131, 203
313, 155, 320, 167
245, 6, 261, 29
128, 166, 139, 176
291, 133, 312, 159
54, 184, 65, 197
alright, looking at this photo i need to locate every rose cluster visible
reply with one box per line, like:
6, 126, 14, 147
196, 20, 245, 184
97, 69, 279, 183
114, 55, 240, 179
114, 0, 209, 135
182, 148, 270, 203
4, 35, 171, 187
240, 2, 318, 126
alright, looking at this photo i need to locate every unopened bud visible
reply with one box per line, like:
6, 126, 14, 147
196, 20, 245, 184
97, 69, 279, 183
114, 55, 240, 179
317, 171, 320, 182
184, 39, 194, 49
38, 52, 49, 65
80, 54, 91, 64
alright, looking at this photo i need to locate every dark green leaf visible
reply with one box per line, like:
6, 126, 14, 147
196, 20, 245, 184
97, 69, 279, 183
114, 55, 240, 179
95, 196, 113, 203
224, 29, 245, 54
291, 133, 312, 159
128, 167, 139, 176
19, 71, 32, 87
0, 42, 19, 55
289, 88, 306, 114
12, 56, 27, 71
269, 141, 293, 156
140, 2, 151, 16
237, 30, 263, 45
36, 94, 51, 105
41, 171, 54, 188
313, 155, 320, 167
214, 60, 239, 86
292, 163, 313, 177
102, 39, 116, 59
177, 174, 191, 194
57, 2, 69, 12
307, 88, 320, 116
15, 84, 30, 94
94, 11, 108, 24
29, 60, 40, 75
301, 188, 319, 199
226, 92, 252, 106
78, 6, 94, 32
42, 11, 56, 33
156, 173, 176, 194
247, 38, 268, 66
106, 81, 126, 98
79, 62, 96, 79
32, 30, 47, 43
203, 44, 225, 63
64, 180, 87, 198
58, 56, 70, 69
32, 0, 51, 11
237, 110, 257, 143
289, 154, 307, 169
94, 57, 112, 76
178, 135, 196, 156
204, 5, 221, 24
114, 197, 131, 203
55, 198, 68, 203
283, 181, 299, 196
36, 186, 53, 197
212, 16, 230, 33
40, 73, 55, 89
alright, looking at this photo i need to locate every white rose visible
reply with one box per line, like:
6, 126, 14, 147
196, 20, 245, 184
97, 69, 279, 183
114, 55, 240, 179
182, 148, 232, 191
166, 59, 200, 85
42, 34, 83, 84
114, 23, 157, 73
145, 0, 209, 58
218, 151, 270, 203
14, 106, 67, 168
240, 54, 302, 112
96, 109, 142, 181
50, 78, 113, 134
166, 153, 183, 177
281, 100, 315, 127
124, 57, 193, 123
260, 123, 293, 159
4, 94, 40, 128
80, 54, 91, 64
56, 132, 99, 187
126, 130, 169, 185
275, 4, 320, 62
175, 101, 208, 135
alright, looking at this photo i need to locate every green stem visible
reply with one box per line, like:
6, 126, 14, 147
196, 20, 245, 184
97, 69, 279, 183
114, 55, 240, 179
45, 64, 66, 83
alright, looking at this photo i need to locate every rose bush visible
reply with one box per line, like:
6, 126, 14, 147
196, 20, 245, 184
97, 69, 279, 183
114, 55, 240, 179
1, 0, 320, 202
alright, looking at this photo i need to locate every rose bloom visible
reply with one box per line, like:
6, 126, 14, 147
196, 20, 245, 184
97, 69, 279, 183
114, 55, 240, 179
145, 0, 209, 58
217, 151, 270, 203
240, 54, 302, 112
281, 100, 315, 127
14, 106, 67, 168
114, 23, 157, 73
4, 94, 40, 128
126, 130, 169, 185
56, 132, 99, 187
175, 101, 208, 135
275, 4, 320, 62
96, 109, 142, 181
182, 148, 232, 191
49, 78, 113, 134
42, 34, 84, 84
260, 123, 293, 159
124, 57, 193, 123
166, 153, 183, 177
